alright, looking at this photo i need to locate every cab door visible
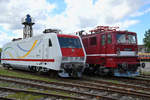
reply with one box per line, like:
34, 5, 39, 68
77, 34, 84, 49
100, 34, 106, 65
42, 39, 47, 60
106, 33, 113, 54
100, 34, 106, 55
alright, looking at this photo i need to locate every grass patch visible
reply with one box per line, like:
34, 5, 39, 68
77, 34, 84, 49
6, 92, 44, 100
0, 82, 10, 87
141, 71, 150, 75
27, 88, 40, 91
44, 90, 76, 97
0, 81, 24, 89
6, 91, 74, 100
106, 80, 121, 84
0, 68, 76, 98
0, 68, 59, 82
27, 88, 76, 97
0, 81, 30, 90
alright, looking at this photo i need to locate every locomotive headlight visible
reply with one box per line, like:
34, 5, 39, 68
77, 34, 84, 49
117, 48, 120, 55
80, 57, 84, 61
62, 57, 68, 61
62, 57, 84, 62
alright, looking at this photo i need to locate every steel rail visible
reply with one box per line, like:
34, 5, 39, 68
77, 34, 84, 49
115, 77, 150, 86
0, 75, 117, 100
96, 76, 150, 86
82, 77, 150, 91
0, 75, 150, 99
70, 80, 150, 97
0, 97, 16, 100
0, 87, 86, 100
138, 75, 150, 78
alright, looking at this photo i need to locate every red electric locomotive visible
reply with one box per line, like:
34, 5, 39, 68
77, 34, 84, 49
78, 26, 143, 77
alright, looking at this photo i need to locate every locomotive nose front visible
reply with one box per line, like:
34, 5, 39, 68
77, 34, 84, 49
57, 35, 86, 78
114, 33, 140, 77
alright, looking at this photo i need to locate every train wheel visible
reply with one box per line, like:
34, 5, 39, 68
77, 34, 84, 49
142, 63, 145, 68
29, 66, 36, 73
97, 67, 109, 76
35, 66, 41, 72
35, 67, 42, 75
3, 64, 10, 70
71, 67, 78, 78
83, 66, 94, 76
49, 69, 58, 78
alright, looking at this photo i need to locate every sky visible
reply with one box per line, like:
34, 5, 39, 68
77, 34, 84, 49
0, 0, 150, 47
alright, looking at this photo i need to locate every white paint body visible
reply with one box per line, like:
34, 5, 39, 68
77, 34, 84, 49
1, 33, 86, 75
120, 51, 136, 56
1, 33, 61, 70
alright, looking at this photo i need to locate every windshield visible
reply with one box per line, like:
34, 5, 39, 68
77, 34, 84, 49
128, 35, 136, 44
58, 37, 82, 48
116, 34, 126, 43
116, 33, 136, 44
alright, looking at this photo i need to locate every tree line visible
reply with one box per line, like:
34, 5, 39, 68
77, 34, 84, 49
144, 29, 150, 52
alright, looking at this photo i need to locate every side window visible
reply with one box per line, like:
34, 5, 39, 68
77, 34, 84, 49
107, 34, 112, 44
101, 35, 105, 45
90, 37, 97, 45
49, 39, 52, 47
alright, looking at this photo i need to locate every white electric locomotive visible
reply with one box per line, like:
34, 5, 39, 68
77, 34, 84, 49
1, 29, 86, 78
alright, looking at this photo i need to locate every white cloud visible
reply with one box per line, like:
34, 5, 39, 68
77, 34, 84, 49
0, 0, 55, 31
114, 20, 140, 29
42, 0, 144, 33
0, 0, 55, 47
0, 31, 13, 47
0, 0, 149, 47
131, 8, 150, 17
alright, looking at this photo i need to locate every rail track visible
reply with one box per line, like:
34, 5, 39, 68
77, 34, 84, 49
81, 76, 150, 92
0, 86, 87, 100
1, 67, 150, 100
112, 76, 150, 87
0, 75, 149, 100
138, 75, 150, 78
0, 75, 117, 100
0, 97, 16, 100
87, 74, 150, 87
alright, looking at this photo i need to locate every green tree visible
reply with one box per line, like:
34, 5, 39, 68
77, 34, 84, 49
0, 48, 2, 52
143, 29, 150, 52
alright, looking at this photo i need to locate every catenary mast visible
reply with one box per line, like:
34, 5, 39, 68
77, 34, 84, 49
22, 14, 35, 39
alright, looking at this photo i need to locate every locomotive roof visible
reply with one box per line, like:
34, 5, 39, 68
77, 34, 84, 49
81, 30, 136, 38
57, 34, 79, 38
3, 33, 80, 47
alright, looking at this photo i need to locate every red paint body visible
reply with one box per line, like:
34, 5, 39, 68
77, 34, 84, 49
81, 26, 139, 70
61, 48, 84, 57
57, 34, 85, 57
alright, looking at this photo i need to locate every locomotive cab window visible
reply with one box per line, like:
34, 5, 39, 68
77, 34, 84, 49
49, 39, 52, 47
127, 35, 136, 44
107, 34, 112, 44
116, 34, 126, 43
58, 37, 82, 48
90, 37, 97, 45
101, 35, 105, 45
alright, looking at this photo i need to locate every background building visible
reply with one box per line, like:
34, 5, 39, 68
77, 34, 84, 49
138, 45, 146, 53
